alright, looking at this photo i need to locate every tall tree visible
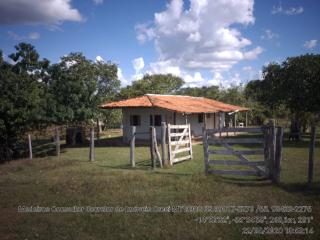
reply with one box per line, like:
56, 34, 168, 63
245, 54, 320, 137
0, 44, 45, 162
49, 52, 120, 125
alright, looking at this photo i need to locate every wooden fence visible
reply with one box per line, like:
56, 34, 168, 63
129, 124, 168, 169
26, 126, 95, 161
167, 124, 192, 165
203, 122, 284, 183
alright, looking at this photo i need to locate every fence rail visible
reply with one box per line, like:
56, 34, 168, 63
203, 122, 283, 182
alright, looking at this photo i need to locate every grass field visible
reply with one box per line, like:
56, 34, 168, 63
0, 130, 319, 239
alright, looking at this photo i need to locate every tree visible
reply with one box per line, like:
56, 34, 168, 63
0, 46, 45, 162
119, 74, 184, 99
178, 86, 220, 99
245, 54, 320, 137
49, 52, 120, 125
48, 53, 120, 144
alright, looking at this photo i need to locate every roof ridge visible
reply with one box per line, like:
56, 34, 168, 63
145, 93, 204, 99
145, 94, 155, 106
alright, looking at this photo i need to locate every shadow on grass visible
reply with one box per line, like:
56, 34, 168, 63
95, 159, 153, 171
278, 182, 320, 196
66, 137, 151, 148
211, 175, 272, 187
32, 139, 68, 158
210, 174, 320, 195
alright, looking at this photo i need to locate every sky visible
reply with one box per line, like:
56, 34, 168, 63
0, 0, 319, 88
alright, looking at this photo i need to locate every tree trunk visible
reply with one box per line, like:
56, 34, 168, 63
66, 127, 85, 145
289, 113, 301, 141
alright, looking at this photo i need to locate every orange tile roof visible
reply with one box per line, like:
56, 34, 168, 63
100, 94, 249, 113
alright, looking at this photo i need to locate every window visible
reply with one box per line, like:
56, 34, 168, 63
154, 115, 162, 126
198, 114, 204, 123
130, 115, 141, 126
149, 115, 153, 126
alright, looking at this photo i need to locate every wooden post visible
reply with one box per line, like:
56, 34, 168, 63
188, 124, 193, 159
273, 127, 283, 184
28, 134, 32, 160
263, 126, 270, 177
234, 113, 237, 136
153, 127, 162, 168
308, 126, 316, 188
130, 126, 136, 167
268, 120, 276, 179
219, 112, 222, 138
202, 128, 209, 175
161, 122, 168, 166
150, 126, 156, 169
245, 112, 248, 127
204, 113, 207, 129
167, 124, 172, 165
55, 127, 60, 157
89, 128, 95, 161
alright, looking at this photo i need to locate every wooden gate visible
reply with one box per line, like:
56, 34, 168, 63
203, 125, 283, 181
168, 124, 193, 165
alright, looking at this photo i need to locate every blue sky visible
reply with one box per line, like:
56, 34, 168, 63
0, 0, 319, 87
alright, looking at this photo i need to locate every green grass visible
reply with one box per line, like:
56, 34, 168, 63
0, 131, 319, 240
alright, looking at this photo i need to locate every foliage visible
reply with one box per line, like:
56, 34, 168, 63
0, 43, 121, 160
48, 52, 120, 125
119, 74, 184, 99
177, 86, 220, 99
245, 54, 320, 133
0, 46, 45, 161
100, 109, 122, 129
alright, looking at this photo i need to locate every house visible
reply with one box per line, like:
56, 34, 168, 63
100, 94, 249, 141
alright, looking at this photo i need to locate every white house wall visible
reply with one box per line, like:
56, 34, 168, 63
122, 108, 225, 141
122, 107, 174, 141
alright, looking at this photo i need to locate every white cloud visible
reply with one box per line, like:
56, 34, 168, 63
285, 7, 304, 15
132, 57, 145, 73
242, 66, 253, 72
243, 47, 264, 60
206, 71, 242, 88
208, 72, 224, 86
303, 39, 317, 49
260, 29, 278, 40
271, 4, 283, 14
131, 57, 145, 81
149, 61, 181, 76
184, 72, 204, 83
135, 23, 155, 44
117, 67, 128, 86
0, 0, 83, 25
271, 3, 303, 15
95, 55, 104, 63
136, 0, 262, 75
28, 32, 40, 40
93, 0, 104, 5
8, 31, 40, 40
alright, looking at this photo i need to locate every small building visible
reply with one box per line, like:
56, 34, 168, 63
100, 94, 248, 141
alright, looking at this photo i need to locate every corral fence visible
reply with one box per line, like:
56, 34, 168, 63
203, 120, 284, 183
25, 126, 96, 161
